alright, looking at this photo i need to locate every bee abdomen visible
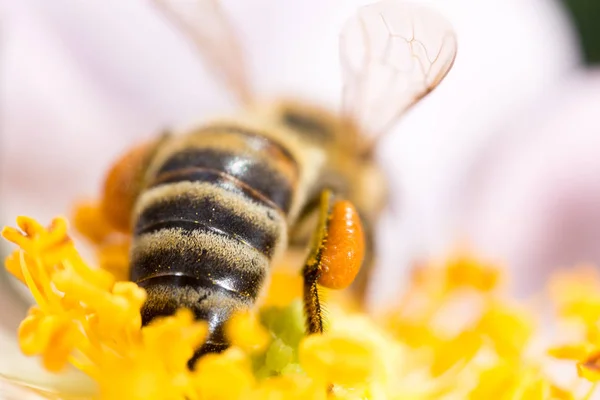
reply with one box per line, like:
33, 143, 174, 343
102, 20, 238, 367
134, 187, 279, 258
130, 179, 285, 295
131, 225, 269, 296
135, 272, 247, 361
130, 181, 286, 351
129, 129, 295, 355
152, 127, 299, 213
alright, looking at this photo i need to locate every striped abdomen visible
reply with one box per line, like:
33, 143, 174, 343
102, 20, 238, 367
129, 126, 297, 356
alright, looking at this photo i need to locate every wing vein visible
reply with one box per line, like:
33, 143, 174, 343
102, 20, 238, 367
339, 1, 457, 154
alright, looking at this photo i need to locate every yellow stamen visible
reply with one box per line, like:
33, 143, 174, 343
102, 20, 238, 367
225, 311, 270, 353
19, 252, 48, 311
2, 214, 600, 399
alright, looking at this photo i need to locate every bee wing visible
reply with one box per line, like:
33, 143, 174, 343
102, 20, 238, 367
150, 0, 253, 105
340, 0, 457, 153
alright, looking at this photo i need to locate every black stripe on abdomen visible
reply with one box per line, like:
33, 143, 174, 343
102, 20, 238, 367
135, 273, 247, 358
156, 148, 294, 212
134, 192, 279, 258
150, 167, 277, 211
131, 231, 266, 300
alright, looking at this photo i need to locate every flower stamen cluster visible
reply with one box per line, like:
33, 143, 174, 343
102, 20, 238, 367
2, 211, 600, 399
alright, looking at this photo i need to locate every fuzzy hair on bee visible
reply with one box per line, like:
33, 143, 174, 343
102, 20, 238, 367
127, 123, 325, 358
99, 0, 457, 365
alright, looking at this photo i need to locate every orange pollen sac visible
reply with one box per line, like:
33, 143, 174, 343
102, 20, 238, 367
318, 200, 365, 290
101, 141, 155, 233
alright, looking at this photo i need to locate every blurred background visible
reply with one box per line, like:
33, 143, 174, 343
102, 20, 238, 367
0, 0, 599, 385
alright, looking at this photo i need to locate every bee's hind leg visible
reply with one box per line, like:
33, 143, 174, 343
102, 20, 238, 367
301, 190, 365, 335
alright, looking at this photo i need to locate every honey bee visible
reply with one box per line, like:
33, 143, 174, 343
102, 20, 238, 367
99, 0, 457, 361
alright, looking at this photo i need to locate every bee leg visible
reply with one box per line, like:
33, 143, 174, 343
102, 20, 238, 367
302, 259, 325, 335
302, 190, 365, 334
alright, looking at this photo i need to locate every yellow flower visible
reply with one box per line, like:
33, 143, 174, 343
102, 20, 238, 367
547, 267, 600, 387
476, 301, 534, 359
444, 250, 502, 292
1, 217, 200, 399
384, 318, 440, 348
577, 352, 600, 383
225, 311, 271, 353
548, 343, 596, 361
549, 343, 600, 384
97, 309, 207, 400
192, 348, 255, 400
429, 330, 482, 377
263, 266, 304, 308
18, 307, 82, 372
468, 362, 559, 400
299, 333, 379, 387
250, 375, 326, 400
2, 215, 600, 400
96, 240, 130, 282
73, 200, 131, 281
550, 266, 600, 340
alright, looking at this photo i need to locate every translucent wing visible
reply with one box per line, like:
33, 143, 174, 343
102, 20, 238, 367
150, 0, 253, 105
340, 0, 457, 153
